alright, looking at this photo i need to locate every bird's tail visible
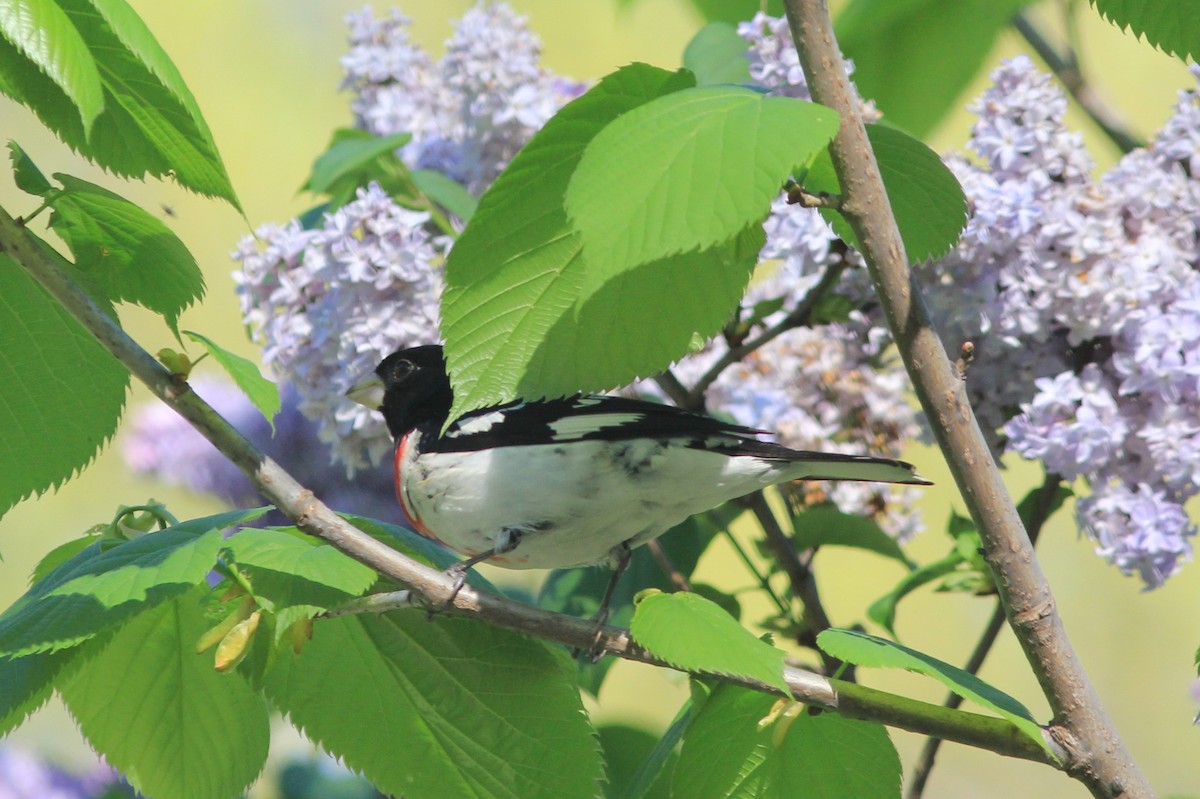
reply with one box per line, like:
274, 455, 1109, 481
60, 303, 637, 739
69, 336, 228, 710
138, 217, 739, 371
779, 451, 932, 485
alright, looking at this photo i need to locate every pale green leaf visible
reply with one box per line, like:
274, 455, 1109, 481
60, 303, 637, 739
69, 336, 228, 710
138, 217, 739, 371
441, 63, 694, 421
817, 628, 1050, 753
806, 123, 966, 262
51, 173, 205, 333
305, 129, 412, 194
683, 22, 751, 86
183, 331, 280, 429
0, 508, 267, 656
0, 0, 238, 206
223, 526, 377, 636
1092, 0, 1200, 62
0, 647, 78, 735
412, 167, 478, 221
0, 0, 103, 132
791, 505, 912, 568
0, 252, 128, 517
631, 591, 789, 694
7, 139, 52, 195
566, 86, 838, 274
674, 683, 900, 799
836, 0, 1030, 137
265, 613, 603, 799
60, 589, 270, 799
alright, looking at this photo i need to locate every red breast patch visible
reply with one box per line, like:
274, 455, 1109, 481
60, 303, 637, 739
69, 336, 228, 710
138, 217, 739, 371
394, 432, 440, 544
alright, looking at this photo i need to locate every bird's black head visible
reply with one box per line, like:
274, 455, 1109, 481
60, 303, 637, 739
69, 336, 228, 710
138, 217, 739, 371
348, 345, 453, 439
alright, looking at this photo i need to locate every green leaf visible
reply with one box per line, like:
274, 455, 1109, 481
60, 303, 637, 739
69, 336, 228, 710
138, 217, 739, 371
60, 588, 271, 799
1092, 0, 1200, 62
0, 647, 80, 735
0, 252, 129, 517
682, 22, 751, 87
8, 140, 52, 195
265, 613, 603, 799
806, 123, 967, 262
49, 173, 204, 333
305, 129, 412, 194
866, 552, 963, 637
617, 700, 693, 799
441, 63, 695, 421
600, 724, 676, 799
412, 167, 478, 221
781, 713, 900, 799
0, 0, 104, 133
183, 331, 280, 428
674, 683, 900, 799
223, 527, 377, 637
0, 0, 239, 206
791, 504, 913, 568
566, 87, 838, 274
836, 0, 1030, 137
631, 591, 790, 694
0, 508, 268, 656
816, 628, 1050, 753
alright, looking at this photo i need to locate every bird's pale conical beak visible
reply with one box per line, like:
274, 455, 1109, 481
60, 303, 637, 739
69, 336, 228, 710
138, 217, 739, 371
346, 373, 386, 409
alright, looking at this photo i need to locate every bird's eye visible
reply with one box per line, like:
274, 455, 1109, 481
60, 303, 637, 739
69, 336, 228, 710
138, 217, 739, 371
393, 359, 415, 379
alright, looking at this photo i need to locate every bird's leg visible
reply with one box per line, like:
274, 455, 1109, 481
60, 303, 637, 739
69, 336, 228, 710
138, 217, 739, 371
581, 541, 634, 661
595, 541, 634, 628
441, 527, 523, 609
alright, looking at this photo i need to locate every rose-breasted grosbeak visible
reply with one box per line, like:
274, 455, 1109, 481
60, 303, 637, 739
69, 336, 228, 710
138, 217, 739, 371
348, 345, 930, 608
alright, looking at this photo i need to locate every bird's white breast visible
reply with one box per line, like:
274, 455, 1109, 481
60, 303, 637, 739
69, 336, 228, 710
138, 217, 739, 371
398, 431, 785, 569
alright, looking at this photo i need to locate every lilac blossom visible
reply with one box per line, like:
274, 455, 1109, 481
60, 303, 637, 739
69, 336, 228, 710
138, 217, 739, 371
234, 183, 443, 471
342, 3, 585, 193
921, 56, 1200, 586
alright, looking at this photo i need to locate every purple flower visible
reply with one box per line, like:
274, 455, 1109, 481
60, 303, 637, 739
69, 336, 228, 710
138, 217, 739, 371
920, 56, 1200, 586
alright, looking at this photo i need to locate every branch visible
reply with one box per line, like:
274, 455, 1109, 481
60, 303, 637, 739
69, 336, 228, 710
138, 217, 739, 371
778, 3, 1152, 797
0, 202, 1058, 767
907, 474, 1066, 799
686, 259, 848, 406
742, 492, 838, 673
1012, 11, 1144, 154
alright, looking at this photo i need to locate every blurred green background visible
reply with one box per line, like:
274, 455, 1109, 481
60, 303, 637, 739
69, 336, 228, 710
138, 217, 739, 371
0, 1, 1197, 797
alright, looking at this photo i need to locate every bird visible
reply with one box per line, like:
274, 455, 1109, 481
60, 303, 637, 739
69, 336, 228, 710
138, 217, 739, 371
347, 344, 930, 616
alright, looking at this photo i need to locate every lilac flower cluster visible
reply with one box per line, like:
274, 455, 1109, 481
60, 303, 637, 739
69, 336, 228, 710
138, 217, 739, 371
920, 56, 1200, 586
123, 378, 399, 522
234, 183, 442, 471
342, 3, 584, 193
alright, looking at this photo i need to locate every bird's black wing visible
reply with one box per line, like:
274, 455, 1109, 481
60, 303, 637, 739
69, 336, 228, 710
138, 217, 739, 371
430, 393, 784, 454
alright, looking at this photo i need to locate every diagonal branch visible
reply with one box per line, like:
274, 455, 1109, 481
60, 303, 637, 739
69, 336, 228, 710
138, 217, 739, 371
779, 3, 1152, 797
0, 201, 1061, 768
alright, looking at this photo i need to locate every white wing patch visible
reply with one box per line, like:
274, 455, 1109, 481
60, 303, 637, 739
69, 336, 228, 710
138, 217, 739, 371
548, 412, 644, 439
451, 410, 507, 436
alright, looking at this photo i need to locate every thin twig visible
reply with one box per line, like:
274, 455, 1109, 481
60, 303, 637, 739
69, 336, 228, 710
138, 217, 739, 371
785, 181, 842, 209
687, 260, 848, 406
743, 492, 840, 675
906, 474, 1065, 798
1012, 11, 1143, 154
652, 368, 692, 409
646, 540, 692, 592
780, 3, 1150, 796
720, 527, 791, 617
0, 203, 1063, 766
